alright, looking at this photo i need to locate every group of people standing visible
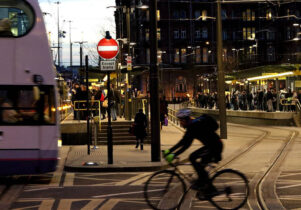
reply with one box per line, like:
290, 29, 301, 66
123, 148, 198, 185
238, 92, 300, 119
71, 83, 120, 121
194, 88, 301, 112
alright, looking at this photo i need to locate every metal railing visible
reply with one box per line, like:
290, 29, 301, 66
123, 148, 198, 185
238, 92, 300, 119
167, 107, 180, 126
280, 98, 300, 112
73, 100, 101, 119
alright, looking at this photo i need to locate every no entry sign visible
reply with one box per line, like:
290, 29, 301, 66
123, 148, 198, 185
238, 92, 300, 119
97, 38, 119, 60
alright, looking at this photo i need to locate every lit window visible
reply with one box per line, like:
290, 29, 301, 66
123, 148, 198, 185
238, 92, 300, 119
158, 48, 162, 64
266, 9, 272, 20
174, 49, 180, 63
202, 10, 207, 21
157, 10, 160, 21
247, 9, 251, 21
203, 48, 208, 63
145, 29, 149, 41
243, 27, 247, 40
195, 48, 201, 63
181, 48, 186, 63
252, 27, 255, 39
0, 86, 56, 125
176, 77, 187, 92
157, 28, 161, 40
252, 11, 255, 21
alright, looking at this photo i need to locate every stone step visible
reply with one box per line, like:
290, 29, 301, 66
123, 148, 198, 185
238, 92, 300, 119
97, 139, 151, 145
100, 121, 133, 126
100, 125, 132, 130
98, 136, 138, 141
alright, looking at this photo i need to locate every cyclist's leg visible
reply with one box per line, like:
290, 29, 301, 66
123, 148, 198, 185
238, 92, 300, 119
189, 147, 211, 187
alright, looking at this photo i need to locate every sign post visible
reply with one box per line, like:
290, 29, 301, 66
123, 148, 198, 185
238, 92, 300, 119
97, 31, 119, 164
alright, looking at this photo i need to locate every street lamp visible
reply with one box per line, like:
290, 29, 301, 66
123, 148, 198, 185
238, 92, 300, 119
107, 1, 148, 120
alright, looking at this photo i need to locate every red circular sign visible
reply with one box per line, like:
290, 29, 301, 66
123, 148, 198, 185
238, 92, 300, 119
97, 38, 119, 60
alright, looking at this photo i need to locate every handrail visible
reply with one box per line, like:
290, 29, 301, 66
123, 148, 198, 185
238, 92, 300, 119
167, 107, 180, 126
73, 100, 101, 124
295, 100, 301, 113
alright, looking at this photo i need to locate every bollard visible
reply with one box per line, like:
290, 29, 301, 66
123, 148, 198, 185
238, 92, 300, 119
92, 116, 100, 149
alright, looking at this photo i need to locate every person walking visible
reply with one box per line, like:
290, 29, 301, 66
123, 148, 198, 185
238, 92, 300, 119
106, 84, 117, 121
160, 96, 168, 129
134, 109, 147, 150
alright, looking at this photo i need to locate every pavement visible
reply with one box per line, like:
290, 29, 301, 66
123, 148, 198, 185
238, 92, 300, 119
62, 120, 189, 172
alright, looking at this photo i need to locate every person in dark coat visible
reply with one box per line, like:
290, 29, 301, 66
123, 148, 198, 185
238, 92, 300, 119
134, 109, 147, 150
160, 96, 168, 129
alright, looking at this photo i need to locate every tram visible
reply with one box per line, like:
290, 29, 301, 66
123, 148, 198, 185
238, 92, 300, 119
0, 0, 59, 175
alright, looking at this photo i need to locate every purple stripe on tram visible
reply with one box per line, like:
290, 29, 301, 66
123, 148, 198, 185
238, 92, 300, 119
0, 150, 58, 175
0, 149, 57, 159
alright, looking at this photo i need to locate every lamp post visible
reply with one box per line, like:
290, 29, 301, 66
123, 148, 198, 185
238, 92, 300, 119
55, 1, 61, 66
149, 0, 161, 162
125, 5, 131, 120
216, 0, 227, 139
64, 20, 73, 68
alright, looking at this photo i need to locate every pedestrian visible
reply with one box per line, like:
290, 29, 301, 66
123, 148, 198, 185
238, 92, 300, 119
266, 89, 273, 112
134, 109, 147, 150
106, 84, 117, 121
160, 96, 168, 129
94, 87, 105, 118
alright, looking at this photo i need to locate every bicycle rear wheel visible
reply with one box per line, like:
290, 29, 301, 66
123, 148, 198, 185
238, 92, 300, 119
208, 169, 249, 210
144, 170, 186, 210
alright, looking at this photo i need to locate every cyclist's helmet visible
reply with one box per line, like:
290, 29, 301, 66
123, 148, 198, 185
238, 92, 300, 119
176, 109, 191, 119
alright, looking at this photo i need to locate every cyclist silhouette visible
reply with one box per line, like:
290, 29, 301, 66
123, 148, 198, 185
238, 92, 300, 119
164, 109, 223, 194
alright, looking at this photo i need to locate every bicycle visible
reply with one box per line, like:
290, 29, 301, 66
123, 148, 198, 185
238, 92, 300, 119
144, 155, 249, 210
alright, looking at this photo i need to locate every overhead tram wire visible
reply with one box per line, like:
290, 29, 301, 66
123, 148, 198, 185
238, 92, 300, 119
165, 0, 296, 3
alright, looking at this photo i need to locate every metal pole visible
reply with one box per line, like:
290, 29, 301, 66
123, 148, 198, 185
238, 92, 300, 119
125, 6, 131, 120
69, 20, 72, 68
85, 55, 90, 155
150, 0, 161, 161
276, 78, 280, 111
80, 44, 83, 68
216, 0, 227, 139
107, 72, 113, 164
55, 1, 60, 66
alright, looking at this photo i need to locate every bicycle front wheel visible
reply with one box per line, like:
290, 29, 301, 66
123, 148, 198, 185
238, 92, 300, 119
144, 170, 186, 210
209, 169, 249, 210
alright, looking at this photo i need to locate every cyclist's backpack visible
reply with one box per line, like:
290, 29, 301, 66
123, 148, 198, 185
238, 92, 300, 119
197, 114, 219, 131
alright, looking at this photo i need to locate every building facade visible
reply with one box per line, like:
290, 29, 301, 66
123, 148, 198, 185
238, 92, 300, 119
115, 0, 301, 101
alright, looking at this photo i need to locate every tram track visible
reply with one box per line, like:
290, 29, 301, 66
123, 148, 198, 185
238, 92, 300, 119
212, 124, 299, 210
0, 176, 28, 210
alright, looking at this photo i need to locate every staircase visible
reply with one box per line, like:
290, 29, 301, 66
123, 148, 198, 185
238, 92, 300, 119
92, 121, 150, 145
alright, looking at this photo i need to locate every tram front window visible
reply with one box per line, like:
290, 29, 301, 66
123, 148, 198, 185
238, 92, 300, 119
0, 86, 56, 125
0, 0, 35, 37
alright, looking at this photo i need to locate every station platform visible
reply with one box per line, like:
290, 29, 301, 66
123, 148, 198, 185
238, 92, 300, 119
189, 107, 299, 126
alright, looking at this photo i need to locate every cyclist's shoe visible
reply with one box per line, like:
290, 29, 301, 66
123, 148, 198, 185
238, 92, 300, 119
204, 185, 219, 199
193, 182, 219, 199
